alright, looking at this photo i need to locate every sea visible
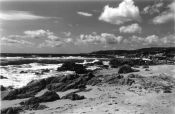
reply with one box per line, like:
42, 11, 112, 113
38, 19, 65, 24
0, 53, 108, 88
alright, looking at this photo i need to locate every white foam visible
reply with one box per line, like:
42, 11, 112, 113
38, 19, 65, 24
0, 63, 67, 88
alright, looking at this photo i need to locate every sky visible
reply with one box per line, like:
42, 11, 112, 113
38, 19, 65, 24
0, 0, 174, 53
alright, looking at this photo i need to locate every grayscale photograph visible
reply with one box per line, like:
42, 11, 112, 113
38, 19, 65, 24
0, 0, 175, 113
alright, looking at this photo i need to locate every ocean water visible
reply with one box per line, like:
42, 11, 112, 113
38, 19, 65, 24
0, 56, 104, 88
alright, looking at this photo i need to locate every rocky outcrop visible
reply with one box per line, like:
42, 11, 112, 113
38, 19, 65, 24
47, 73, 94, 92
2, 79, 46, 100
57, 62, 88, 74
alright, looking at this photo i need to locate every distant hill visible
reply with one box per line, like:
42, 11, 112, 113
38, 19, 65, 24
90, 47, 175, 57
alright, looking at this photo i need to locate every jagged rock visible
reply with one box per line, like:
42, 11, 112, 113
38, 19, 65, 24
61, 93, 85, 100
3, 79, 46, 100
47, 73, 94, 92
1, 107, 22, 114
57, 62, 87, 74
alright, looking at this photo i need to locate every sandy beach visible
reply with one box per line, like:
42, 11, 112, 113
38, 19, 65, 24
1, 64, 175, 114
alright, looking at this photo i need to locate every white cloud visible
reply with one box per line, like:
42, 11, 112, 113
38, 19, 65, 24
77, 11, 93, 17
130, 34, 175, 45
0, 36, 33, 46
39, 40, 63, 48
24, 29, 60, 41
77, 32, 123, 45
144, 35, 159, 44
99, 0, 141, 25
152, 1, 175, 24
143, 1, 163, 15
62, 32, 71, 37
119, 23, 142, 33
0, 11, 51, 21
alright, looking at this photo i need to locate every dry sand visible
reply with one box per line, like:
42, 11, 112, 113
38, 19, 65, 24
1, 65, 175, 114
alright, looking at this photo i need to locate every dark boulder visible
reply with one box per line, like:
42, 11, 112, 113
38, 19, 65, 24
57, 62, 88, 74
20, 91, 60, 107
118, 64, 138, 74
20, 71, 27, 74
38, 91, 60, 102
61, 93, 85, 100
0, 75, 8, 79
1, 107, 22, 114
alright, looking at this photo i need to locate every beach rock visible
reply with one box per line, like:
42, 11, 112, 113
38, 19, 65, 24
3, 79, 46, 100
62, 93, 85, 100
47, 83, 66, 91
87, 76, 102, 86
127, 74, 143, 79
0, 75, 8, 79
1, 107, 22, 114
20, 97, 41, 106
163, 86, 172, 93
20, 91, 60, 106
22, 103, 48, 110
20, 71, 27, 73
118, 64, 138, 74
47, 73, 94, 92
38, 91, 60, 102
57, 62, 87, 74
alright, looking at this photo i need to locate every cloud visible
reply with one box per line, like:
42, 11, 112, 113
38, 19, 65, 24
99, 0, 141, 25
0, 11, 52, 21
143, 1, 163, 15
119, 23, 142, 33
1, 29, 74, 48
152, 1, 175, 24
0, 36, 33, 46
77, 11, 93, 17
24, 29, 60, 41
77, 32, 123, 45
130, 33, 175, 45
39, 40, 63, 48
62, 32, 72, 37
